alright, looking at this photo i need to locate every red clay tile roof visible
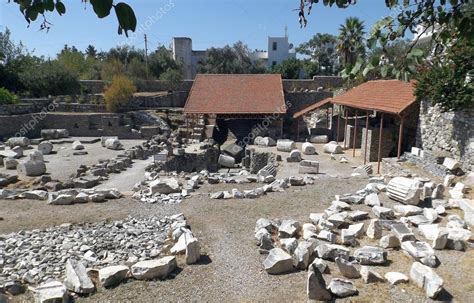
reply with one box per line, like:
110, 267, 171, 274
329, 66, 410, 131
184, 74, 286, 115
331, 79, 416, 114
293, 98, 333, 118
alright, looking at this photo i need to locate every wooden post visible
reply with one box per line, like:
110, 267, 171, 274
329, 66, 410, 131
296, 119, 300, 142
336, 107, 341, 143
326, 108, 329, 129
364, 111, 369, 165
377, 113, 384, 174
352, 110, 358, 157
343, 108, 348, 149
397, 115, 404, 159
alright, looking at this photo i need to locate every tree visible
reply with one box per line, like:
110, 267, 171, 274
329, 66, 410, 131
297, 33, 338, 75
337, 17, 365, 66
0, 28, 27, 64
85, 45, 98, 59
298, 0, 473, 81
301, 60, 319, 79
198, 42, 266, 74
271, 58, 302, 79
148, 46, 179, 79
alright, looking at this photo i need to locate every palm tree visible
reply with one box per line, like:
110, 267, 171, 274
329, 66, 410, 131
337, 17, 366, 66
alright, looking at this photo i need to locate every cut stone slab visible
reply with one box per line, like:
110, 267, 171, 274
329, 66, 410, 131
394, 205, 423, 216
457, 199, 474, 226
302, 223, 318, 240
48, 194, 74, 205
64, 259, 95, 294
385, 272, 409, 285
316, 243, 350, 261
33, 281, 68, 303
354, 246, 387, 265
99, 265, 129, 287
406, 215, 432, 226
372, 206, 395, 219
278, 219, 300, 238
307, 265, 332, 301
387, 177, 423, 205
298, 160, 319, 174
185, 237, 201, 264
328, 278, 357, 297
364, 193, 381, 207
348, 210, 369, 221
443, 157, 460, 171
310, 258, 328, 274
410, 262, 444, 298
150, 178, 181, 194
360, 266, 385, 283
317, 230, 337, 243
263, 248, 294, 274
131, 256, 177, 280
379, 234, 401, 249
367, 219, 383, 239
293, 241, 313, 270
335, 257, 361, 279
280, 238, 298, 255
391, 223, 416, 242
401, 241, 437, 267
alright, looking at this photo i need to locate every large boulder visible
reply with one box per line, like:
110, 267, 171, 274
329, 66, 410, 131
104, 138, 123, 150
335, 257, 361, 279
72, 140, 85, 150
410, 262, 444, 298
99, 265, 129, 287
33, 281, 68, 303
301, 142, 316, 155
218, 154, 236, 168
149, 178, 181, 194
327, 278, 358, 297
263, 248, 294, 274
354, 246, 387, 265
17, 160, 47, 177
131, 256, 177, 280
64, 259, 95, 294
307, 265, 332, 300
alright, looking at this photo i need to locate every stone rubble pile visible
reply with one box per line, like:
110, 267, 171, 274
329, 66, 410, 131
210, 174, 316, 200
0, 187, 122, 204
255, 174, 472, 300
0, 214, 201, 300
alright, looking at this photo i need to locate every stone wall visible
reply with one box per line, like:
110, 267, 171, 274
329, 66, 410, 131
285, 91, 333, 115
417, 99, 474, 171
0, 99, 51, 115
282, 76, 344, 91
80, 80, 194, 94
80, 77, 343, 94
0, 112, 151, 139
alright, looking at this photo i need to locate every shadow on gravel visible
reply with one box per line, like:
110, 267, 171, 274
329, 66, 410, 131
435, 288, 454, 301
195, 254, 212, 266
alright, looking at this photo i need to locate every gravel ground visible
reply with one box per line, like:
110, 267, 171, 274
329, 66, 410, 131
2, 144, 473, 302
0, 139, 145, 182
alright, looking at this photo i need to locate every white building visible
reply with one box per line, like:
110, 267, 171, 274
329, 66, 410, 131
171, 34, 296, 79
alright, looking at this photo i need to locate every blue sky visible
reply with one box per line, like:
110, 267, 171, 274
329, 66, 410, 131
0, 0, 394, 58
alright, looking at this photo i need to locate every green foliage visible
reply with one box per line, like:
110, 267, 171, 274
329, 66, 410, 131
198, 42, 266, 74
301, 60, 319, 79
100, 58, 125, 81
299, 0, 473, 82
18, 60, 80, 97
0, 87, 18, 104
296, 33, 339, 75
11, 0, 136, 36
414, 40, 474, 111
337, 17, 365, 66
103, 75, 136, 112
271, 58, 301, 79
149, 46, 180, 79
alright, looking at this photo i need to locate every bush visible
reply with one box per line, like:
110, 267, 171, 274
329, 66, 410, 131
19, 61, 80, 97
104, 75, 136, 112
0, 87, 18, 104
